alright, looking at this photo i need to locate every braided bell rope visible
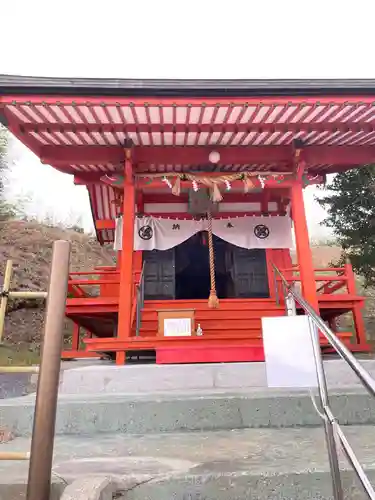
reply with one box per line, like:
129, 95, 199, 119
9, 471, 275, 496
207, 211, 219, 308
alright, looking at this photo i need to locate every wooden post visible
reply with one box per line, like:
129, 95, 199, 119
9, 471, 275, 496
27, 240, 70, 500
290, 181, 319, 311
116, 150, 135, 365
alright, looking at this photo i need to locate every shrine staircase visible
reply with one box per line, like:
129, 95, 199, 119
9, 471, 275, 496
133, 298, 285, 364
64, 262, 368, 362
65, 297, 356, 363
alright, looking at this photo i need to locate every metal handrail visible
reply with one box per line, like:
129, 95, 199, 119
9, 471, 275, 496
272, 263, 375, 500
272, 263, 375, 396
135, 263, 145, 337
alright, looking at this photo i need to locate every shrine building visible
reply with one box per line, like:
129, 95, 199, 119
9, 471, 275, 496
0, 75, 373, 364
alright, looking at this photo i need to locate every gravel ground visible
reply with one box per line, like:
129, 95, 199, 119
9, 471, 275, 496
0, 373, 33, 399
0, 360, 103, 400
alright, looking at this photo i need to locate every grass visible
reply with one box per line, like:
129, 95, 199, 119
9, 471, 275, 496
0, 344, 40, 366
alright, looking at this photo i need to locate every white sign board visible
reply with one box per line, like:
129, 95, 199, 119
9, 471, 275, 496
262, 316, 318, 388
164, 318, 192, 337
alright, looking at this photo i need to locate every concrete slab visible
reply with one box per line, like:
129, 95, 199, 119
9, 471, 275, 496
0, 477, 65, 500
123, 470, 372, 499
60, 477, 121, 500
1, 427, 375, 499
2, 387, 375, 436
59, 359, 375, 395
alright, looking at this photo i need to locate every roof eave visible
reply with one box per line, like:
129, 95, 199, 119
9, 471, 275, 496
2, 75, 375, 97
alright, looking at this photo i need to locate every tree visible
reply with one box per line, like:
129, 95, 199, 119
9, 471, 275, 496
318, 166, 375, 287
0, 125, 7, 199
0, 126, 17, 220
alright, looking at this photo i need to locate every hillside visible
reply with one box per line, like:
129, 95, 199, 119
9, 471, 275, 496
0, 219, 114, 361
0, 220, 373, 363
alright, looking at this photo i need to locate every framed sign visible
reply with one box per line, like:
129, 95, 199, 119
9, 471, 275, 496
164, 318, 191, 337
157, 309, 195, 337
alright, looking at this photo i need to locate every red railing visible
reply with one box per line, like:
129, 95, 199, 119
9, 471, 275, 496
277, 263, 355, 296
67, 263, 356, 303
68, 269, 120, 298
67, 267, 143, 300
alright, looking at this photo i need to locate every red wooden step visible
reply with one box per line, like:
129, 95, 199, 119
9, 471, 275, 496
140, 309, 284, 321
85, 336, 265, 352
156, 345, 265, 363
135, 329, 264, 338
143, 299, 282, 311
140, 318, 267, 329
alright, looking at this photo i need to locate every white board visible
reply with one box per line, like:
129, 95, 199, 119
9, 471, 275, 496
164, 318, 192, 337
262, 316, 318, 388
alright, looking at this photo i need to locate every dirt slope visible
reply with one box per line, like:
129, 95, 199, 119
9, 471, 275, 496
0, 220, 114, 355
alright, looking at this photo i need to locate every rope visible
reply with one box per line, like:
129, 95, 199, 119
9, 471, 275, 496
134, 171, 294, 180
207, 211, 219, 308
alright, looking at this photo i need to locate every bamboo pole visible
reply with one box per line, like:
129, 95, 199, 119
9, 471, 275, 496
0, 366, 39, 374
0, 452, 30, 461
8, 291, 47, 299
0, 260, 13, 343
26, 240, 70, 500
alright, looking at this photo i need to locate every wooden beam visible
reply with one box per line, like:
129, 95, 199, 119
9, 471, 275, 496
21, 121, 375, 135
41, 145, 375, 167
41, 145, 124, 165
138, 192, 284, 203
95, 209, 287, 228
3, 94, 375, 106
95, 219, 115, 229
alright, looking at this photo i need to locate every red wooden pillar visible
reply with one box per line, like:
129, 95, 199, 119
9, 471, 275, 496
116, 150, 135, 365
290, 181, 319, 311
345, 263, 367, 345
71, 323, 80, 351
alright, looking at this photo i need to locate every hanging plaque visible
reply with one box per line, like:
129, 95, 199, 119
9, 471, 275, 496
188, 188, 218, 216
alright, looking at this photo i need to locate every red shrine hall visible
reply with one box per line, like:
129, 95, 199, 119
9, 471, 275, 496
0, 75, 373, 364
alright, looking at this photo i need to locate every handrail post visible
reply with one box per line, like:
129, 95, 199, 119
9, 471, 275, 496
26, 240, 71, 500
136, 287, 141, 336
273, 267, 280, 306
285, 288, 297, 316
135, 263, 145, 337
309, 318, 343, 500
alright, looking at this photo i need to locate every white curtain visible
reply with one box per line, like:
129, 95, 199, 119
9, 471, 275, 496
114, 215, 292, 251
212, 216, 292, 249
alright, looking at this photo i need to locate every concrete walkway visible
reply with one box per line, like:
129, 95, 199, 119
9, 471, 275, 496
3, 386, 375, 436
2, 359, 375, 498
59, 359, 375, 395
2, 426, 375, 499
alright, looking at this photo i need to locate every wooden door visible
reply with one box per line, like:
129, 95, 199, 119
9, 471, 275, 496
143, 249, 175, 300
231, 248, 270, 298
